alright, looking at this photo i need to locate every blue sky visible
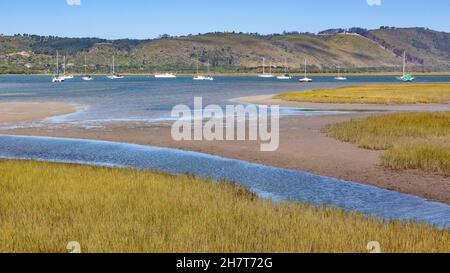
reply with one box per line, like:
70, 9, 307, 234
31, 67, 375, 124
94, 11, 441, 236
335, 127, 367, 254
1, 0, 449, 39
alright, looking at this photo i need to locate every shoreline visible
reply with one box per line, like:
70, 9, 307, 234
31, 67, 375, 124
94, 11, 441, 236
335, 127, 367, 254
2, 112, 449, 205
0, 102, 77, 124
0, 95, 449, 205
2, 72, 450, 77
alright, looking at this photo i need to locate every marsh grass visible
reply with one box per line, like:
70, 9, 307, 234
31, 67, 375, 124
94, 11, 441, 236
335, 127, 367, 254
276, 83, 450, 104
327, 112, 450, 176
0, 160, 449, 253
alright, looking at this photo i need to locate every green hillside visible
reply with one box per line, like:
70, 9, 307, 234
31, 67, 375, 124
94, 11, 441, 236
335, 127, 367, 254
1, 27, 449, 74
370, 28, 450, 69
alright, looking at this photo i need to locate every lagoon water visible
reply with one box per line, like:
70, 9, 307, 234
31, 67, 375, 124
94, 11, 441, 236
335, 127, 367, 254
1, 75, 450, 125
1, 75, 450, 228
1, 134, 450, 229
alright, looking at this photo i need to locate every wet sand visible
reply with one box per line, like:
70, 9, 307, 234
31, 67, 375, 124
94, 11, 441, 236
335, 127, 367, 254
2, 111, 450, 205
0, 102, 77, 124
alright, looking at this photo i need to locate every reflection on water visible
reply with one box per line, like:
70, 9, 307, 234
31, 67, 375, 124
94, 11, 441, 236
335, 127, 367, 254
1, 134, 450, 229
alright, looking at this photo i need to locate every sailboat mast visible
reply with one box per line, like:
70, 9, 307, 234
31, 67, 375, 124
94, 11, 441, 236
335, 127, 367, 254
112, 56, 115, 74
56, 51, 59, 75
403, 51, 406, 76
263, 58, 265, 74
84, 56, 87, 75
285, 58, 288, 74
196, 56, 199, 75
63, 56, 66, 75
304, 59, 307, 78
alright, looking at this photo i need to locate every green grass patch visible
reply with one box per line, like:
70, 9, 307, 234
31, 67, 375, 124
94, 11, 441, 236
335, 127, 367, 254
327, 112, 450, 175
1, 160, 449, 253
276, 83, 450, 104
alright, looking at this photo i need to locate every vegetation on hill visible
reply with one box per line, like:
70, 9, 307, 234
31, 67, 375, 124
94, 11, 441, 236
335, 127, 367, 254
1, 27, 450, 74
370, 28, 450, 69
1, 160, 449, 253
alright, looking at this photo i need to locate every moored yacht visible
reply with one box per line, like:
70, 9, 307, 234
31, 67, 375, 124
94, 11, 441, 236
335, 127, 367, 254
82, 56, 93, 81
52, 76, 64, 83
155, 73, 177, 78
193, 75, 214, 81
334, 66, 347, 81
193, 60, 214, 81
277, 58, 292, 80
258, 57, 274, 78
52, 51, 64, 83
107, 74, 124, 79
397, 51, 415, 82
277, 74, 292, 80
61, 56, 74, 80
107, 56, 124, 79
299, 59, 313, 83
299, 77, 313, 83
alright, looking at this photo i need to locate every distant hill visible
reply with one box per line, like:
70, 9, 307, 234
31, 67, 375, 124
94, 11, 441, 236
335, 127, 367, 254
369, 28, 450, 69
1, 27, 449, 74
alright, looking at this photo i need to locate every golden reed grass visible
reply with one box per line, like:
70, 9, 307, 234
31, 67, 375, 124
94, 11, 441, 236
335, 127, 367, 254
1, 160, 449, 253
276, 83, 450, 104
327, 112, 450, 176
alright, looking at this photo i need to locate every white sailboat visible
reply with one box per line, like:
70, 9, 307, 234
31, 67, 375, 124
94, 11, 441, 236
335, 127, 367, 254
258, 57, 274, 78
193, 58, 214, 81
82, 55, 93, 81
277, 58, 292, 80
193, 57, 205, 80
397, 51, 414, 82
334, 65, 347, 81
52, 51, 64, 83
61, 56, 74, 80
155, 73, 177, 78
107, 56, 124, 79
299, 59, 313, 83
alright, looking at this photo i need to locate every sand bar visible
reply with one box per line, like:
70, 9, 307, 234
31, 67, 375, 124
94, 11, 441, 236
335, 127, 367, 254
0, 102, 77, 124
